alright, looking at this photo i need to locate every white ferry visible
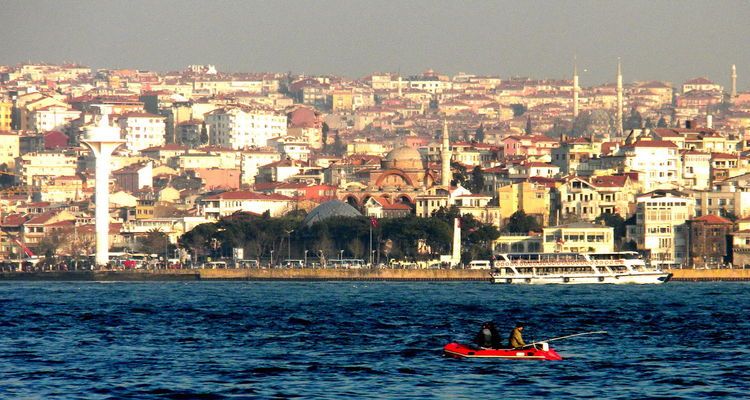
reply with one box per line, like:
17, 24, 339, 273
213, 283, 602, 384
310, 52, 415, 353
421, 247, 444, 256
490, 252, 672, 285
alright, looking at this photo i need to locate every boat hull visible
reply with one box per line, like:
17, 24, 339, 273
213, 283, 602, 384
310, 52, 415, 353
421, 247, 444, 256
443, 342, 562, 360
490, 272, 672, 285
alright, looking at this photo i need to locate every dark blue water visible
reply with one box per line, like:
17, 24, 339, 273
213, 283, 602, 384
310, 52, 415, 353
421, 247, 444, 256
1, 282, 749, 399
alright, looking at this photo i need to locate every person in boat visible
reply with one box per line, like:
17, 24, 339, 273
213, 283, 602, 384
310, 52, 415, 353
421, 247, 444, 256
473, 322, 501, 349
508, 322, 527, 349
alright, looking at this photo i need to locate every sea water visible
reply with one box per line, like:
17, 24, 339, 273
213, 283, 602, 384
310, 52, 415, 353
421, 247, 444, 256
0, 282, 748, 399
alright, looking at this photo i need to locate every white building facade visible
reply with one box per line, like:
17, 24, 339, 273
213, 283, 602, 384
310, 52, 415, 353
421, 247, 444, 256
205, 106, 287, 150
118, 112, 167, 152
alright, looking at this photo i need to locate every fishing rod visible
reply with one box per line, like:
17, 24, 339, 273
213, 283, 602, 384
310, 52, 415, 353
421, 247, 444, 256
529, 331, 608, 345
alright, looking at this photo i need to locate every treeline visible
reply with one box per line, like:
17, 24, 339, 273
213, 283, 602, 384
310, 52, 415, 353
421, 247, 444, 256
178, 206, 500, 264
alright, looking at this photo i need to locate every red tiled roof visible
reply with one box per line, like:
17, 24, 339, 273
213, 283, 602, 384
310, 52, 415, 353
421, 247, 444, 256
24, 211, 59, 225
119, 112, 164, 119
692, 215, 732, 224
1, 213, 28, 227
711, 152, 736, 160
684, 77, 714, 85
591, 175, 628, 188
203, 190, 292, 201
629, 140, 678, 148
141, 144, 189, 152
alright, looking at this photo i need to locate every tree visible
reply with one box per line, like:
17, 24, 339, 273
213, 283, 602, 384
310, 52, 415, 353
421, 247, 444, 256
179, 223, 218, 262
469, 166, 484, 194
657, 116, 668, 128
199, 123, 209, 145
321, 122, 329, 150
720, 208, 738, 222
451, 162, 468, 187
333, 131, 344, 156
624, 108, 643, 130
510, 104, 527, 117
38, 229, 67, 261
138, 229, 170, 257
571, 112, 593, 137
525, 115, 532, 135
595, 213, 626, 243
503, 210, 541, 234
546, 118, 572, 139
475, 125, 485, 143
0, 163, 14, 187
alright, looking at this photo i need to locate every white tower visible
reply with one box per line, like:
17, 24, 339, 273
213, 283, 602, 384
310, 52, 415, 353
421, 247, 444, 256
441, 119, 452, 186
451, 217, 461, 265
731, 64, 737, 98
616, 59, 624, 138
398, 76, 403, 97
80, 115, 125, 266
573, 60, 580, 118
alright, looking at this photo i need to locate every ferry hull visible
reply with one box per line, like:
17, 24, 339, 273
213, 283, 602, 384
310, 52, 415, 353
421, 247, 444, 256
443, 342, 562, 360
490, 272, 672, 285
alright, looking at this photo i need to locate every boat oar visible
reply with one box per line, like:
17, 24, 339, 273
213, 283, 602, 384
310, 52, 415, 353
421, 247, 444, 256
529, 330, 608, 346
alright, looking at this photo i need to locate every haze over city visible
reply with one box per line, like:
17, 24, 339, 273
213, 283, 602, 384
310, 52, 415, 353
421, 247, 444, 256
2, 0, 749, 85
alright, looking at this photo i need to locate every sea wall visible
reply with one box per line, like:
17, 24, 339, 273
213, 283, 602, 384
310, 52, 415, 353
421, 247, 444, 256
667, 268, 750, 281
0, 268, 748, 281
198, 268, 489, 281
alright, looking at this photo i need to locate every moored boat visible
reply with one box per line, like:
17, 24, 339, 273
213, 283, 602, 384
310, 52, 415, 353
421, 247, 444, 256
490, 251, 672, 284
443, 342, 562, 360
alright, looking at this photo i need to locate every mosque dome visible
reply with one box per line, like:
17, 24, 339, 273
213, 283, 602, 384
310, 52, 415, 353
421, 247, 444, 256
303, 200, 362, 227
382, 146, 424, 170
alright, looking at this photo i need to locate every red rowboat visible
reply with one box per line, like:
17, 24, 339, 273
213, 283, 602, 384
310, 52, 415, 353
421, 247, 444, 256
443, 342, 563, 361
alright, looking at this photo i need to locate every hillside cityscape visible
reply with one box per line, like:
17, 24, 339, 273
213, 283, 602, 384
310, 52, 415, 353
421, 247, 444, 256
0, 61, 748, 270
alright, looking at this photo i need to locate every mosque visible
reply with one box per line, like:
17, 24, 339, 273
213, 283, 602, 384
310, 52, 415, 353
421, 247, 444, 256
337, 121, 452, 208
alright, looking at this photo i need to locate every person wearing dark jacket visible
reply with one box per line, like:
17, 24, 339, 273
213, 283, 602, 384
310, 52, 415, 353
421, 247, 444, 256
473, 322, 501, 349
508, 322, 527, 348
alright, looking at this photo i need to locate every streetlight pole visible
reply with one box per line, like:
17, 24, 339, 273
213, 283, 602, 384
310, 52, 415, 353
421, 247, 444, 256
304, 249, 308, 268
285, 229, 294, 262
340, 249, 344, 261
270, 250, 274, 267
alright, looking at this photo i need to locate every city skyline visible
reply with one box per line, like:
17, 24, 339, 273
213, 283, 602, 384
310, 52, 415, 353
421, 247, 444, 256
2, 0, 749, 86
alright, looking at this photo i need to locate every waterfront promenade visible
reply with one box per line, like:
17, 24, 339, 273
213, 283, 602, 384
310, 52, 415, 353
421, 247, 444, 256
0, 268, 749, 281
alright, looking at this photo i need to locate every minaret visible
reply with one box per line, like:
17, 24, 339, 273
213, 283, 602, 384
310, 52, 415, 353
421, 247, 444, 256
616, 59, 624, 138
731, 64, 737, 98
441, 119, 452, 187
573, 59, 579, 118
80, 114, 125, 266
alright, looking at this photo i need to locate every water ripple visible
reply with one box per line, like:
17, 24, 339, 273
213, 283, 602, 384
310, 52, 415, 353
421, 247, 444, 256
0, 282, 749, 398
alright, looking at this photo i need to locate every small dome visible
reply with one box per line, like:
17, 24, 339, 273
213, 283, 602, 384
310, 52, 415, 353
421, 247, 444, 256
382, 146, 424, 170
303, 200, 362, 227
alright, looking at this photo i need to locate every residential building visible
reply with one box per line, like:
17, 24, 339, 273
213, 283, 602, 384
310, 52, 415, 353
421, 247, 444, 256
0, 132, 20, 168
117, 112, 166, 152
558, 175, 635, 222
497, 181, 552, 226
199, 191, 294, 219
113, 161, 153, 192
205, 106, 287, 149
15, 151, 78, 186
364, 196, 412, 218
0, 99, 12, 131
541, 222, 615, 253
29, 105, 81, 133
619, 140, 681, 192
627, 190, 695, 268
687, 215, 733, 268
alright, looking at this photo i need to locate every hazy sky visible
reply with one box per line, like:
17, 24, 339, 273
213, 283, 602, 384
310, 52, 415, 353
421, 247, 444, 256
2, 0, 748, 87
